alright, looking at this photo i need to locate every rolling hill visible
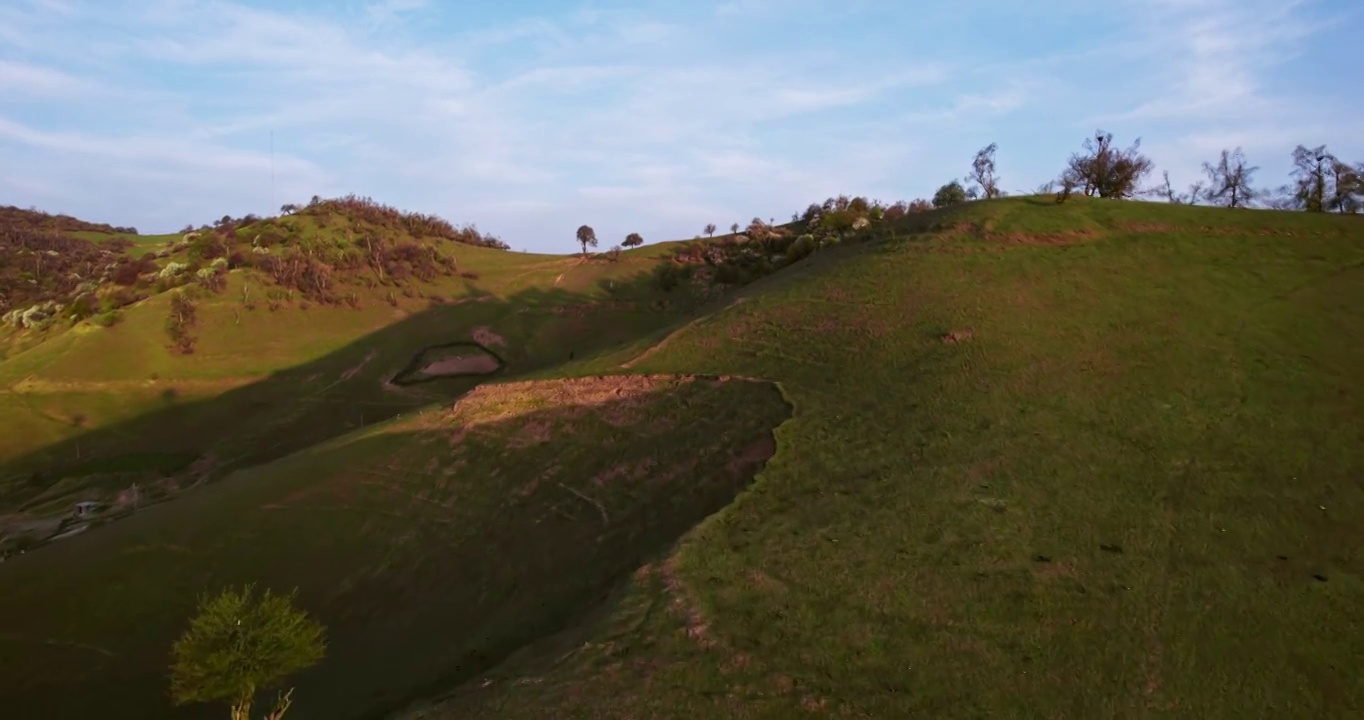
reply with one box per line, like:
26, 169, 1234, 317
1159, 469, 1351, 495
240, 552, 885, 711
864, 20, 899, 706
1, 195, 1361, 719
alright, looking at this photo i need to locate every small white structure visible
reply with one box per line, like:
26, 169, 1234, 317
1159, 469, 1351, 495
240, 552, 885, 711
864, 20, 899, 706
73, 501, 104, 518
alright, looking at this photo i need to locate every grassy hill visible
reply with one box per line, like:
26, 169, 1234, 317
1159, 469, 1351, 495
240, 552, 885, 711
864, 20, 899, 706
1, 196, 1362, 719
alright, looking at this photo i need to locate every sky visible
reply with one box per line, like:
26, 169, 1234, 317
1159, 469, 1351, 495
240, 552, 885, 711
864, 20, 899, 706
1, 0, 1361, 251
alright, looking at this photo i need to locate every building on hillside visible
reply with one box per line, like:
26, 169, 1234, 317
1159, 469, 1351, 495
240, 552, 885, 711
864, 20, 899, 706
72, 500, 104, 518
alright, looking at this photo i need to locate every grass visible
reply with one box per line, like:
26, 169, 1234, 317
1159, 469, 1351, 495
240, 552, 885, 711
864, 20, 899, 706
0, 375, 788, 720
1, 196, 1362, 719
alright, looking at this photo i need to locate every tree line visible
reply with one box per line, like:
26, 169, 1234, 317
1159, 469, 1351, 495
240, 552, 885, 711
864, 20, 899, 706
566, 134, 1359, 255
988, 132, 1361, 212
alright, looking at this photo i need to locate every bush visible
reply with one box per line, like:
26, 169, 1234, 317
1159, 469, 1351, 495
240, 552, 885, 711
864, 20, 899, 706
654, 263, 693, 292
169, 584, 326, 720
787, 234, 817, 263
91, 310, 124, 327
932, 181, 968, 208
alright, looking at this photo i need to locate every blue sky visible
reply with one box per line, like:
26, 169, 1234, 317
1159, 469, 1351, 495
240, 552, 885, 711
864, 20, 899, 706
1, 0, 1361, 251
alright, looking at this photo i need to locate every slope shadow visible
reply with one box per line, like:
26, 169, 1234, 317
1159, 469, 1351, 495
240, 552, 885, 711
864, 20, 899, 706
0, 374, 791, 720
0, 260, 691, 520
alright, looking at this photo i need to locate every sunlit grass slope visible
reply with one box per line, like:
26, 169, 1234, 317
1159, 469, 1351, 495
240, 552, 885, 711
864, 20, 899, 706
408, 197, 1364, 720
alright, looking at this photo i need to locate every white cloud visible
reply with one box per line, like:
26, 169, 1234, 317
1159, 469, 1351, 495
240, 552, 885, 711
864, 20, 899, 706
0, 0, 1357, 242
0, 60, 92, 98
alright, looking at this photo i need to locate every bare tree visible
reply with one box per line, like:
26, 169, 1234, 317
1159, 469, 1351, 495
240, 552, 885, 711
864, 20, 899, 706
703, 223, 716, 237
1062, 130, 1153, 199
1202, 148, 1260, 208
967, 142, 1001, 199
1330, 160, 1363, 213
1148, 170, 1204, 204
575, 225, 598, 256
1289, 145, 1335, 212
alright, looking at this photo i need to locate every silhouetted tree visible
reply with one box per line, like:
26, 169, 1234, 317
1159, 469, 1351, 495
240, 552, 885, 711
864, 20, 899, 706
932, 181, 968, 208
575, 225, 598, 256
730, 222, 740, 234
704, 223, 716, 237
279, 204, 299, 215
623, 232, 644, 248
1330, 160, 1363, 213
1289, 145, 1336, 212
1062, 130, 1153, 199
1149, 170, 1204, 205
967, 142, 1001, 199
1203, 147, 1260, 208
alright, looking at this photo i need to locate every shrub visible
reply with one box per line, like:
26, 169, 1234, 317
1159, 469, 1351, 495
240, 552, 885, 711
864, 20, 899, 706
654, 262, 693, 292
788, 234, 817, 263
932, 181, 968, 208
166, 291, 197, 354
91, 310, 124, 327
169, 584, 326, 720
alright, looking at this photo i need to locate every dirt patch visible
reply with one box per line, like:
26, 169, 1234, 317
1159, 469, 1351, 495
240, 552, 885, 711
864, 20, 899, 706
992, 230, 1098, 245
1120, 222, 1180, 234
422, 354, 501, 376
392, 341, 506, 385
727, 433, 776, 475
471, 326, 506, 348
660, 554, 716, 649
941, 329, 973, 344
453, 375, 715, 427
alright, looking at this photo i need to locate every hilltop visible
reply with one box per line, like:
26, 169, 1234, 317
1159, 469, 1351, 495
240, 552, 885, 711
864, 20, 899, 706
0, 195, 1361, 719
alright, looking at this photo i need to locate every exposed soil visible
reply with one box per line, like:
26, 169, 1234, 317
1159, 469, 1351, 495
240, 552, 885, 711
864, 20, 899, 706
422, 354, 501, 376
471, 326, 506, 348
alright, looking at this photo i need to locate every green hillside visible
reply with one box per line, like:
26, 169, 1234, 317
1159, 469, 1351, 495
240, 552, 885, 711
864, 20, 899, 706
2, 196, 1362, 719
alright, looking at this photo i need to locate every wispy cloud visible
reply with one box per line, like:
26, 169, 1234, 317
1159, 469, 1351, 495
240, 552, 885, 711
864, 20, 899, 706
0, 0, 1359, 245
0, 60, 92, 98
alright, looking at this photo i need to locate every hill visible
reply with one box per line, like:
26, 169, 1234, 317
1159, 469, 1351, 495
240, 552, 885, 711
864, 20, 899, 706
1, 196, 1362, 719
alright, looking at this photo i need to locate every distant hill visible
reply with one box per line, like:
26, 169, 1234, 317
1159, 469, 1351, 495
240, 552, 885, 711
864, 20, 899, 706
1, 195, 1361, 720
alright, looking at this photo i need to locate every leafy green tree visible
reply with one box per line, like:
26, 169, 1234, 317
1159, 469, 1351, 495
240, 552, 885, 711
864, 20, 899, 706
575, 225, 598, 256
623, 232, 644, 248
170, 584, 326, 720
932, 181, 968, 208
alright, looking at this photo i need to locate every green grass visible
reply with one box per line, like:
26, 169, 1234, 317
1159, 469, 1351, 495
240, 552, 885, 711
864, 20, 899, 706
0, 375, 788, 720
2, 197, 1362, 720
68, 230, 180, 252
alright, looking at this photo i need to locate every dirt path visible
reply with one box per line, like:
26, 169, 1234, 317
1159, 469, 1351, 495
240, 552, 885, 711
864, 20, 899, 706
6, 376, 265, 394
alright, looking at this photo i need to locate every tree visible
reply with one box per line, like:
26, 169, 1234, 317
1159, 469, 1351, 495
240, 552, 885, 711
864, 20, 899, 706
623, 232, 644, 248
1149, 170, 1204, 205
1289, 145, 1334, 212
703, 223, 716, 237
967, 142, 1001, 199
170, 584, 326, 720
1329, 160, 1363, 213
730, 222, 740, 234
932, 181, 968, 208
279, 204, 299, 215
1202, 147, 1260, 208
574, 225, 598, 256
1062, 130, 1154, 199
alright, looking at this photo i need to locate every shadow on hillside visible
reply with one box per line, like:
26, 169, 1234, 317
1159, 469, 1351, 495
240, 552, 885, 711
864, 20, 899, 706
0, 259, 689, 520
0, 374, 790, 720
